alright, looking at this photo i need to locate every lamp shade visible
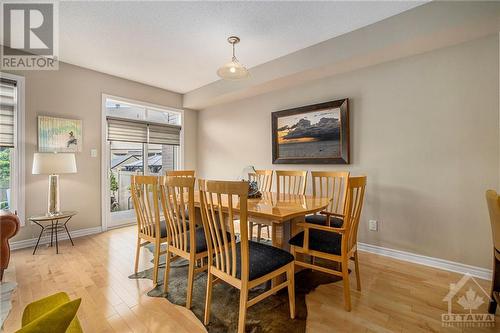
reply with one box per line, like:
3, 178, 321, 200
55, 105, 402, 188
32, 153, 77, 175
217, 60, 249, 80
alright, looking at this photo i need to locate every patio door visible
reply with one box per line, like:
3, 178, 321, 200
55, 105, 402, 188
103, 96, 181, 229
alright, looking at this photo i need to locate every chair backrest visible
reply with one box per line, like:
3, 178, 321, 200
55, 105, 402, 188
486, 190, 500, 251
249, 169, 273, 192
342, 176, 367, 253
198, 179, 249, 280
160, 176, 196, 253
130, 175, 161, 239
166, 170, 195, 178
311, 171, 350, 215
275, 170, 307, 195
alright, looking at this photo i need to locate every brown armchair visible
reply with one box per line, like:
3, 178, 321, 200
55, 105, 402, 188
0, 210, 20, 281
486, 190, 500, 314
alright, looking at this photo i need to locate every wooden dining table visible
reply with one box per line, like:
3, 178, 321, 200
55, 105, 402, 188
192, 191, 332, 252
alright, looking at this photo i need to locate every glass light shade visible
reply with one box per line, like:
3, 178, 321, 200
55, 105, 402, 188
32, 153, 77, 174
217, 59, 249, 80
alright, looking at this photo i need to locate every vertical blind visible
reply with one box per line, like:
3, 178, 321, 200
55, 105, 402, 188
107, 116, 181, 145
0, 79, 17, 148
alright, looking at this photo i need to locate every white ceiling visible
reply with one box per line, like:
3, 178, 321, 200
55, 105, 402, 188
60, 1, 424, 94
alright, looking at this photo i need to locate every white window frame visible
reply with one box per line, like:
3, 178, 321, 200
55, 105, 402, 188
100, 93, 184, 231
0, 72, 25, 224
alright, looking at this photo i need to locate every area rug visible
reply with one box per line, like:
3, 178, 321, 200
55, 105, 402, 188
129, 244, 342, 333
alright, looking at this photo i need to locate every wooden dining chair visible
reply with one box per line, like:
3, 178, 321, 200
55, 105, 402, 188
486, 190, 500, 314
276, 170, 307, 195
199, 180, 295, 333
289, 176, 367, 311
166, 170, 195, 177
248, 170, 273, 242
159, 176, 209, 309
130, 175, 168, 286
306, 171, 350, 228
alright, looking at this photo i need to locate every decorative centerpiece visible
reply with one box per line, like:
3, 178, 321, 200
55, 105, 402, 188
239, 165, 262, 198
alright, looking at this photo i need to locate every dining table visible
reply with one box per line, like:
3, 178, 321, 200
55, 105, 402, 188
192, 191, 331, 285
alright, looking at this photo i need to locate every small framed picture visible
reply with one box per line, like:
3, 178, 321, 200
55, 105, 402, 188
271, 99, 350, 164
38, 116, 82, 152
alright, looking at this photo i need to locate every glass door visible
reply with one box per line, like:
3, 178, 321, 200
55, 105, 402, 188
104, 97, 182, 229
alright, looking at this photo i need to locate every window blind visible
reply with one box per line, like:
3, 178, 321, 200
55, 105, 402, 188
0, 79, 16, 148
107, 116, 181, 145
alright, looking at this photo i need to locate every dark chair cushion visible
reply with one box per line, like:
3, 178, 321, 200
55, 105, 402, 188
142, 220, 189, 238
236, 241, 294, 281
186, 227, 233, 254
289, 229, 342, 255
305, 214, 343, 228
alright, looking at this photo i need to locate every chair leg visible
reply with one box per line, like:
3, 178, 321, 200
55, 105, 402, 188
134, 237, 141, 273
342, 258, 352, 311
152, 241, 161, 286
286, 263, 296, 319
163, 251, 172, 293
204, 270, 214, 325
186, 257, 195, 309
257, 224, 262, 242
354, 251, 361, 291
237, 284, 249, 333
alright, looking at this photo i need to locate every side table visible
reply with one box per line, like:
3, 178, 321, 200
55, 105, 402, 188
29, 211, 77, 254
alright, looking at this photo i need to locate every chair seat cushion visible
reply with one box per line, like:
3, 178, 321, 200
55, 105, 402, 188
289, 229, 342, 255
305, 214, 343, 228
142, 220, 189, 239
236, 241, 294, 281
185, 227, 233, 254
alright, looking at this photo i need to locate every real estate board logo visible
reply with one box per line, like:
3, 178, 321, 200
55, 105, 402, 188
1, 1, 58, 70
442, 273, 495, 328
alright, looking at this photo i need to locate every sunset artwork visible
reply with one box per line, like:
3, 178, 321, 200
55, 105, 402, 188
277, 108, 341, 159
272, 99, 350, 164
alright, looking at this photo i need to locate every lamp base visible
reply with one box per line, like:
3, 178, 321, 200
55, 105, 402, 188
47, 174, 60, 215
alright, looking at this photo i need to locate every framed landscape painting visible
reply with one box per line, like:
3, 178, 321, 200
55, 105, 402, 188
38, 116, 82, 152
272, 99, 350, 164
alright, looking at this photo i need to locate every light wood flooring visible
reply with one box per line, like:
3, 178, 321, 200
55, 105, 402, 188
2, 226, 499, 333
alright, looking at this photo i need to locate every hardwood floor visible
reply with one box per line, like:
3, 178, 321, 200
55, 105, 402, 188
3, 226, 498, 332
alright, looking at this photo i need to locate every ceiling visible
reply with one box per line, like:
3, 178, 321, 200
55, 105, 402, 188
60, 1, 424, 94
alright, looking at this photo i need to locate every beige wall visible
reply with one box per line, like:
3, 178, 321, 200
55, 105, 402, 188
197, 35, 499, 269
8, 62, 197, 242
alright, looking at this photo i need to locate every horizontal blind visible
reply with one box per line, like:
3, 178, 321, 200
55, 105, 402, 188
149, 124, 181, 145
107, 117, 181, 145
107, 118, 148, 143
0, 80, 17, 148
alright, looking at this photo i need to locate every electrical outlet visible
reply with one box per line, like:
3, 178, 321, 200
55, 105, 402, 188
368, 220, 378, 231
90, 149, 98, 157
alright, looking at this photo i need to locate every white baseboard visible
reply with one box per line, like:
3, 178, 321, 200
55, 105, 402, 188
358, 242, 492, 281
10, 226, 103, 251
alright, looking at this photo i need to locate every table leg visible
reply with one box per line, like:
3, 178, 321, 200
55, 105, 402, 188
55, 220, 59, 254
50, 221, 54, 247
33, 224, 45, 255
64, 216, 74, 246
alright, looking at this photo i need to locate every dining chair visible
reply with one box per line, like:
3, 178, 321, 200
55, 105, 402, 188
159, 176, 209, 309
166, 170, 195, 177
289, 176, 367, 311
306, 171, 350, 228
199, 179, 295, 333
276, 170, 307, 195
486, 190, 500, 314
130, 175, 168, 286
248, 170, 273, 242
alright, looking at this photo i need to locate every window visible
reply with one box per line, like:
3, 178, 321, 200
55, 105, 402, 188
0, 74, 24, 220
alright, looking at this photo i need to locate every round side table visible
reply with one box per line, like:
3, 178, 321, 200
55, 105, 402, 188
28, 211, 77, 255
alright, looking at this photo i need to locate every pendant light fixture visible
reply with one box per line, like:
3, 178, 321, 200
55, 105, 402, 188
217, 36, 249, 80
